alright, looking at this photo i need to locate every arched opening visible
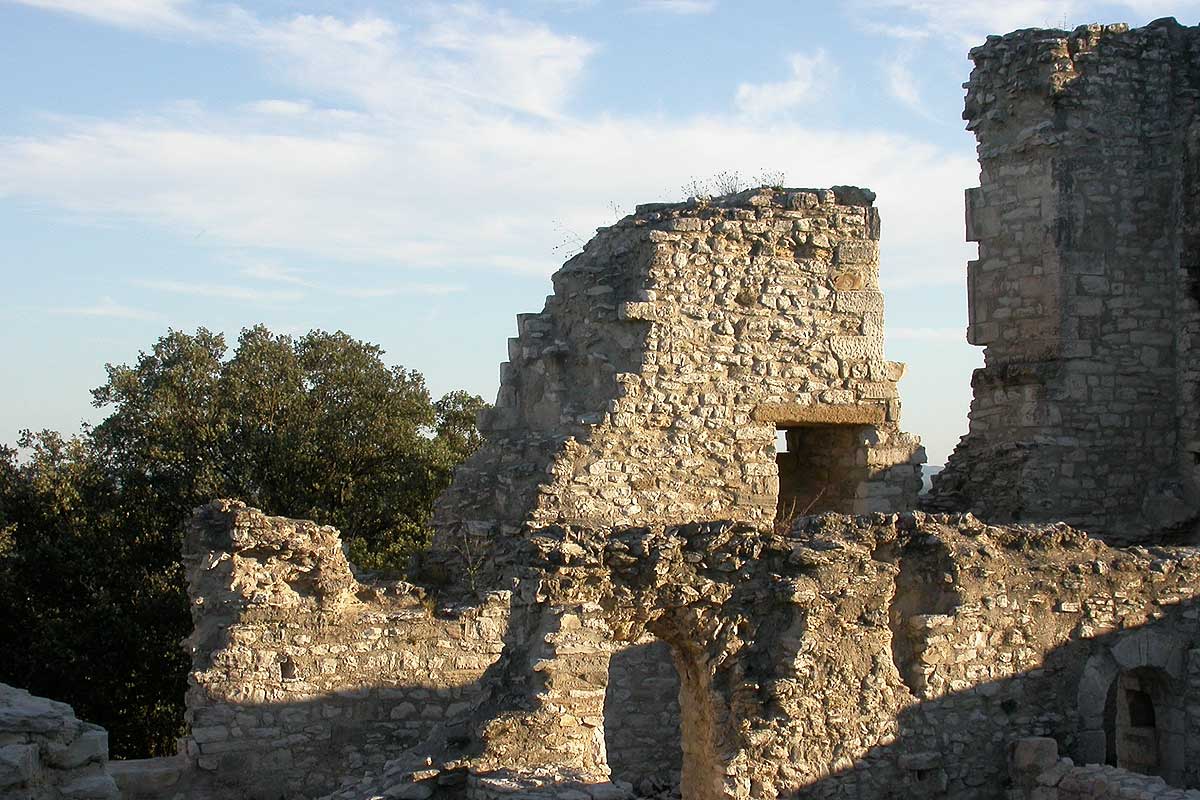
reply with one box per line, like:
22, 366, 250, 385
603, 638, 682, 796
1102, 667, 1183, 780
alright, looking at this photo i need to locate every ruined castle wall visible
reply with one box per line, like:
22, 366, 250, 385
181, 501, 510, 800
172, 501, 1200, 800
458, 514, 1200, 800
930, 21, 1200, 542
434, 188, 924, 547
1010, 738, 1200, 800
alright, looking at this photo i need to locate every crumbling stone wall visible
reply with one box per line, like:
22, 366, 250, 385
180, 501, 510, 800
0, 683, 119, 800
1009, 737, 1200, 800
433, 188, 924, 547
299, 507, 1200, 800
929, 20, 1200, 543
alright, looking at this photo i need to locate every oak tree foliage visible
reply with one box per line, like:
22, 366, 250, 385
0, 326, 486, 757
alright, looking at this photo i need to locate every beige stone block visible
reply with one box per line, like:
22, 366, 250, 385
830, 335, 884, 362
833, 291, 884, 314
835, 240, 878, 265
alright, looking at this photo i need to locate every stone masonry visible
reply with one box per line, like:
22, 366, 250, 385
928, 20, 1200, 544
178, 501, 510, 800
0, 683, 119, 800
178, 503, 1200, 800
13, 19, 1200, 800
432, 187, 925, 551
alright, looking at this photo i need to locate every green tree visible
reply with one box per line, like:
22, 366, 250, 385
0, 326, 486, 757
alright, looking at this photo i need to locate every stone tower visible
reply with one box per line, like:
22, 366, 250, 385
928, 20, 1200, 543
433, 186, 924, 547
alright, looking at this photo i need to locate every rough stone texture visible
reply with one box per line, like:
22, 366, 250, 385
180, 500, 510, 800
432, 187, 924, 550
309, 510, 1200, 800
0, 683, 119, 800
927, 20, 1200, 543
108, 757, 186, 800
1011, 737, 1200, 799
166, 500, 1200, 800
602, 640, 681, 795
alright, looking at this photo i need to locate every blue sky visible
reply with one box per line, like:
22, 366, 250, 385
1, 0, 1196, 465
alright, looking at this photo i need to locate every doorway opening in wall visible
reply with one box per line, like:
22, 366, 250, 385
1103, 666, 1181, 780
774, 424, 866, 530
604, 638, 682, 796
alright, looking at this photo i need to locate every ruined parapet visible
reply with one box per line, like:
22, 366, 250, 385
179, 501, 510, 799
0, 683, 119, 800
433, 187, 924, 549
928, 20, 1200, 542
328, 511, 1200, 800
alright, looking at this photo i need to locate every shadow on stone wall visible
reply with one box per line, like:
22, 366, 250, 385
178, 502, 1200, 800
168, 591, 1200, 800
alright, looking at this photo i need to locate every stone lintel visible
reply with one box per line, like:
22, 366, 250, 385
752, 403, 885, 426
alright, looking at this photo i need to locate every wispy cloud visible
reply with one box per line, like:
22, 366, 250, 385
0, 3, 979, 290
852, 0, 1078, 44
7, 0, 200, 31
243, 99, 313, 116
132, 278, 305, 303
334, 284, 465, 299
883, 51, 926, 115
734, 50, 833, 119
633, 0, 716, 13
238, 262, 317, 287
236, 261, 463, 299
49, 296, 163, 321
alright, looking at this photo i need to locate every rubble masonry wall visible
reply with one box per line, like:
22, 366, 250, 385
179, 502, 1200, 800
180, 501, 510, 800
433, 188, 924, 547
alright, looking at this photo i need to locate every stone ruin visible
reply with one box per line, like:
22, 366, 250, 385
927, 19, 1200, 544
432, 185, 925, 543
12, 17, 1200, 800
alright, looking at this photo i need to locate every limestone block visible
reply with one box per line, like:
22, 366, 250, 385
60, 773, 120, 800
0, 743, 37, 788
1010, 738, 1058, 774
830, 335, 884, 363
835, 240, 879, 265
45, 728, 107, 770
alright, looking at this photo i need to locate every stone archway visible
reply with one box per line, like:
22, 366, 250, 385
1076, 630, 1187, 784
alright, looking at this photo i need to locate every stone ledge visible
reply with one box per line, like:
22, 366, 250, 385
752, 403, 886, 426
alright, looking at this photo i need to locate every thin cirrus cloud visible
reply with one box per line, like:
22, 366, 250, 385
854, 0, 1200, 45
236, 262, 465, 299
49, 296, 164, 321
633, 0, 717, 13
883, 51, 926, 115
7, 0, 199, 30
132, 279, 306, 303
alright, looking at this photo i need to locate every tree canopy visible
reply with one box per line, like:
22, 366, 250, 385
0, 326, 487, 757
